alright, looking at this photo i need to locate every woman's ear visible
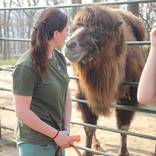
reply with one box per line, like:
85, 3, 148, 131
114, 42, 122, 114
53, 30, 59, 39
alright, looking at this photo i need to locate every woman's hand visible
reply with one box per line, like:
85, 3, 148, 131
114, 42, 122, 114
54, 131, 73, 148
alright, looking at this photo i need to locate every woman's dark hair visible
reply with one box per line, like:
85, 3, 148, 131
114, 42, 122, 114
30, 7, 68, 77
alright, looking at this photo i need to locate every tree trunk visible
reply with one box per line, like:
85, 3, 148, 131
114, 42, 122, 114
3, 9, 7, 60
0, 12, 2, 59
71, 0, 82, 19
127, 0, 139, 17
6, 4, 12, 59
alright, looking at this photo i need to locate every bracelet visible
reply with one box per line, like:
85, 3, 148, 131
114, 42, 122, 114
63, 128, 70, 134
53, 130, 59, 139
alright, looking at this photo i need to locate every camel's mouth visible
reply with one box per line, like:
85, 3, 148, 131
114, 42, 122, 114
64, 47, 85, 63
65, 52, 79, 63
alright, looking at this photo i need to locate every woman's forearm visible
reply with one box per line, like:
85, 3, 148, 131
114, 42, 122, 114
20, 109, 58, 137
63, 86, 72, 129
137, 47, 156, 104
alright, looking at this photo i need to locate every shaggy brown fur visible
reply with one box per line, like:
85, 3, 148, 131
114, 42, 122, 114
64, 5, 145, 156
71, 5, 145, 116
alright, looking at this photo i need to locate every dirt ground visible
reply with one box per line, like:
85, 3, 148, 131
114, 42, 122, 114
0, 65, 156, 156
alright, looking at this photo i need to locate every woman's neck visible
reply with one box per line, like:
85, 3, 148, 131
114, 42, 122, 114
47, 39, 55, 59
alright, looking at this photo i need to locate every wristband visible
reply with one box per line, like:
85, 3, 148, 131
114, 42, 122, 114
53, 130, 59, 139
63, 128, 70, 134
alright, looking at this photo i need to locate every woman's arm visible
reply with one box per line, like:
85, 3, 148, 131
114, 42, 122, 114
54, 85, 73, 146
14, 94, 73, 148
137, 22, 156, 104
63, 85, 72, 130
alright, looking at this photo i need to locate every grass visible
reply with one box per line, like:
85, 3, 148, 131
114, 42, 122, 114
0, 59, 17, 66
4, 140, 12, 146
0, 138, 16, 148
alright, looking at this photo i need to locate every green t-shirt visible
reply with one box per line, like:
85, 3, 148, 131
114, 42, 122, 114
12, 49, 70, 145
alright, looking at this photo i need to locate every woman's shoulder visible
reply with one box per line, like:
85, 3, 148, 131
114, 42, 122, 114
15, 50, 33, 68
12, 50, 38, 80
53, 48, 64, 57
53, 48, 66, 63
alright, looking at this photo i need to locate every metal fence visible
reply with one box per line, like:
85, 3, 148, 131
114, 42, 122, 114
0, 67, 156, 155
0, 1, 156, 155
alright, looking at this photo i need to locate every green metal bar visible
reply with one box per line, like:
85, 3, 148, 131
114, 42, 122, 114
0, 67, 13, 72
69, 76, 79, 80
71, 77, 139, 87
2, 101, 155, 115
0, 124, 14, 131
72, 98, 156, 114
72, 98, 88, 104
0, 106, 15, 112
71, 121, 156, 141
0, 38, 151, 45
113, 104, 156, 114
127, 41, 151, 45
0, 87, 11, 92
0, 37, 30, 42
75, 145, 110, 156
0, 0, 155, 10
122, 81, 138, 87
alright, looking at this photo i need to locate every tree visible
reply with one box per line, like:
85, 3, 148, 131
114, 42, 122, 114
127, 0, 139, 17
71, 0, 82, 19
0, 10, 2, 59
2, 0, 13, 60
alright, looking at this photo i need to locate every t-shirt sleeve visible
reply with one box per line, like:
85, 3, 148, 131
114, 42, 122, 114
12, 65, 37, 96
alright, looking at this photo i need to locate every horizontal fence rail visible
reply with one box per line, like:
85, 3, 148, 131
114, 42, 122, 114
75, 145, 110, 156
0, 105, 156, 142
0, 0, 155, 10
0, 37, 152, 45
0, 92, 156, 114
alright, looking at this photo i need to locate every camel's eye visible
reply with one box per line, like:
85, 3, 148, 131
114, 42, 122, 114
91, 29, 105, 41
91, 29, 108, 41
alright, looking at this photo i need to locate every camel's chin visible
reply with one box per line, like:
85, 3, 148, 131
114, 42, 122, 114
65, 51, 84, 63
67, 57, 79, 63
65, 54, 80, 63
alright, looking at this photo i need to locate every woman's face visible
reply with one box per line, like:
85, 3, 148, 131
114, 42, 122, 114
55, 21, 69, 48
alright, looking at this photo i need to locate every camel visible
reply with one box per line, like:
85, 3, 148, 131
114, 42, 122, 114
63, 5, 145, 156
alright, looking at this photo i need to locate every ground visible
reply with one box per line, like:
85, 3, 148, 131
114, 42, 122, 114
0, 65, 156, 156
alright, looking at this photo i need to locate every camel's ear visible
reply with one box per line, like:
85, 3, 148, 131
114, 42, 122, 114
116, 20, 123, 27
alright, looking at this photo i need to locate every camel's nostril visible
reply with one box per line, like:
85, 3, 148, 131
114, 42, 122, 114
66, 42, 77, 48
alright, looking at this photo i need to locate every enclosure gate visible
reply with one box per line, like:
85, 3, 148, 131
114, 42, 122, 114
0, 1, 156, 156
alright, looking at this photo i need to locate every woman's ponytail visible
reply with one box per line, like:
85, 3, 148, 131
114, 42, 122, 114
30, 22, 49, 77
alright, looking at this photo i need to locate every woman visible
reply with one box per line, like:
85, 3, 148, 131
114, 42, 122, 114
12, 7, 73, 156
137, 22, 156, 104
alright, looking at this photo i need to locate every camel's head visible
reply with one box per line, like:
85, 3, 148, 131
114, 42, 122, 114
63, 5, 123, 64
